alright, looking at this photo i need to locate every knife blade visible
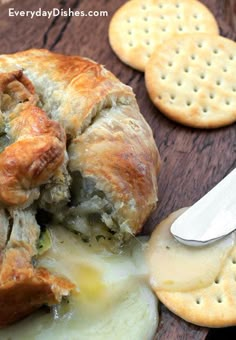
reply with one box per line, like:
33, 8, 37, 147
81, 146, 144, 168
170, 168, 236, 246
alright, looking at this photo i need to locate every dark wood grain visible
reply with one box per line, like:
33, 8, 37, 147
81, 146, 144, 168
0, 0, 235, 339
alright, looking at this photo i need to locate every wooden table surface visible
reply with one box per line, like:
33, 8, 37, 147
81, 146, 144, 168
0, 0, 235, 339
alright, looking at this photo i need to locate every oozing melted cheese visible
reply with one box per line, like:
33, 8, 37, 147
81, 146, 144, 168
147, 209, 235, 292
0, 226, 158, 340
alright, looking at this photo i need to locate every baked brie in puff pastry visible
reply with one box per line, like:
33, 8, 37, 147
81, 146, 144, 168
0, 49, 160, 327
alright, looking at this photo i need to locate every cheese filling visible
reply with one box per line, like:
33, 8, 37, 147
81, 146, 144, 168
0, 226, 158, 340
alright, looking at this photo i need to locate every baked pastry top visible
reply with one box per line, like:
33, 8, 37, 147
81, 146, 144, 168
0, 49, 160, 326
0, 49, 160, 235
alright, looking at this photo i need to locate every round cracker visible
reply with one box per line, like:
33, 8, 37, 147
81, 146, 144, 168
145, 34, 236, 128
148, 209, 236, 327
109, 0, 219, 71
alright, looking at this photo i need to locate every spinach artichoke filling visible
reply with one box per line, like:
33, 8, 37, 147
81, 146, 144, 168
38, 170, 131, 250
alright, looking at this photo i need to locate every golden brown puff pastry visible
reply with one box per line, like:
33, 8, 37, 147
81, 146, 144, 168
0, 247, 74, 328
0, 49, 160, 325
69, 104, 159, 234
0, 68, 71, 325
0, 70, 66, 207
0, 209, 74, 327
0, 106, 65, 207
0, 49, 160, 235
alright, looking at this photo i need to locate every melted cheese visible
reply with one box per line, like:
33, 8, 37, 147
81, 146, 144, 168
147, 209, 235, 292
0, 227, 158, 340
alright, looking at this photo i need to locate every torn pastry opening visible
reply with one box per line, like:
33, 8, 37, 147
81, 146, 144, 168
39, 171, 133, 251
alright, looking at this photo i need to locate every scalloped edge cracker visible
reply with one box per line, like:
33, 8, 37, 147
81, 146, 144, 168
148, 209, 236, 327
109, 0, 219, 71
145, 34, 236, 128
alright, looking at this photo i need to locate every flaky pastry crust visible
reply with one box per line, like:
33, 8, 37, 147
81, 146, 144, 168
0, 49, 160, 326
0, 70, 66, 207
0, 49, 160, 233
0, 106, 65, 206
0, 247, 75, 328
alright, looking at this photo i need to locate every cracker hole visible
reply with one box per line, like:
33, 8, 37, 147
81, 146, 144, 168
202, 107, 208, 113
232, 258, 236, 264
146, 40, 150, 46
193, 13, 198, 19
175, 48, 180, 54
213, 48, 219, 54
160, 15, 165, 20
209, 93, 214, 99
191, 54, 196, 60
214, 278, 220, 284
142, 4, 147, 10
184, 67, 189, 73
127, 18, 131, 23
178, 26, 183, 32
196, 298, 201, 305
217, 297, 222, 304
145, 28, 149, 34
158, 3, 163, 9
186, 100, 192, 106
146, 53, 151, 58
129, 42, 134, 47
143, 17, 148, 22
193, 86, 198, 92
177, 14, 181, 19
175, 3, 180, 8
158, 95, 162, 100
216, 80, 221, 86
170, 94, 175, 100
200, 73, 205, 79
162, 27, 167, 32
198, 42, 203, 48
232, 86, 236, 92
229, 54, 234, 60
168, 61, 173, 67
195, 25, 200, 31
161, 74, 166, 80
225, 99, 231, 105
177, 80, 182, 86
223, 67, 227, 72
207, 61, 212, 66
128, 30, 132, 35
